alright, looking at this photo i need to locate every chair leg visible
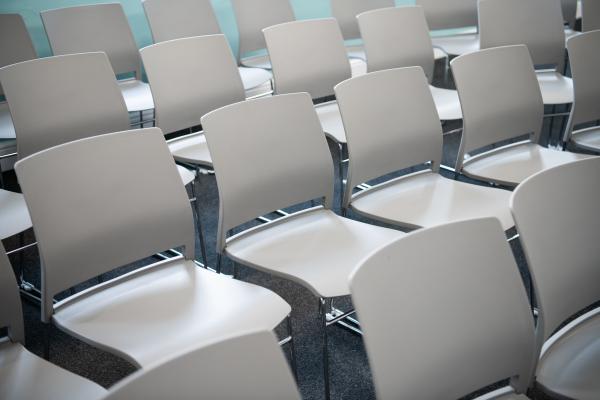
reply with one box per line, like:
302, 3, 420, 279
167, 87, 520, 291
558, 104, 570, 149
191, 177, 209, 268
320, 297, 331, 400
286, 315, 299, 383
216, 253, 223, 274
548, 105, 556, 146
338, 143, 344, 211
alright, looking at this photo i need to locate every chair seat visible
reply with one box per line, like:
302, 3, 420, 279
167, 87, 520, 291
537, 311, 600, 400
572, 127, 600, 152
0, 340, 105, 400
431, 33, 479, 56
0, 189, 32, 240
118, 79, 155, 113
474, 387, 530, 400
315, 102, 347, 144
347, 45, 447, 62
52, 259, 290, 367
351, 171, 514, 231
0, 102, 15, 139
241, 55, 272, 70
429, 85, 462, 121
462, 142, 590, 187
564, 28, 580, 44
225, 208, 403, 298
238, 66, 272, 91
176, 165, 196, 186
350, 58, 367, 77
536, 71, 573, 105
168, 133, 213, 168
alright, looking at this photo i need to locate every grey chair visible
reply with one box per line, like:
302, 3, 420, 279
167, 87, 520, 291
41, 3, 154, 116
451, 45, 589, 187
510, 157, 600, 400
350, 218, 535, 399
14, 127, 292, 369
562, 0, 580, 39
142, 0, 272, 94
201, 93, 403, 400
582, 0, 600, 31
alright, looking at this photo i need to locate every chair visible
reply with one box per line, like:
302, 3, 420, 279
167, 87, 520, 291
14, 127, 292, 369
563, 30, 600, 152
451, 45, 589, 187
582, 0, 600, 31
102, 331, 300, 400
335, 67, 513, 231
41, 3, 154, 116
350, 218, 535, 399
357, 6, 462, 122
201, 93, 403, 399
510, 157, 600, 400
562, 0, 580, 40
479, 0, 573, 108
0, 242, 106, 400
142, 0, 272, 93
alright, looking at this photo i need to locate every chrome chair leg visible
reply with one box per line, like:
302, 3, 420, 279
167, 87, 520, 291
320, 297, 331, 400
338, 144, 344, 211
216, 253, 223, 274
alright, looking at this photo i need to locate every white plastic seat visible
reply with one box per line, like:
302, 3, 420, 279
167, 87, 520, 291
430, 32, 480, 57
0, 103, 15, 140
451, 45, 591, 187
358, 6, 462, 121
142, 0, 272, 92
0, 189, 31, 241
510, 157, 600, 400
14, 128, 291, 368
335, 67, 513, 231
41, 4, 154, 113
350, 218, 535, 399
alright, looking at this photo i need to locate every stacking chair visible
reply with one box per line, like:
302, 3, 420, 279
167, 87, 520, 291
102, 331, 300, 400
142, 0, 272, 93
350, 218, 535, 399
582, 0, 600, 31
358, 6, 462, 122
510, 157, 600, 400
562, 0, 580, 39
201, 93, 404, 399
0, 242, 106, 400
41, 3, 154, 117
14, 128, 292, 369
335, 67, 513, 231
451, 45, 589, 187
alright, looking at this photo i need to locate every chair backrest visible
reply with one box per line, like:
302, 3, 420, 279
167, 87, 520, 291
231, 0, 295, 60
582, 0, 600, 31
140, 35, 245, 135
562, 0, 578, 28
510, 157, 600, 342
102, 330, 301, 400
330, 0, 394, 41
451, 45, 543, 170
335, 67, 442, 208
201, 93, 334, 252
478, 0, 566, 70
0, 14, 36, 96
264, 18, 351, 100
0, 242, 24, 344
350, 218, 536, 399
142, 0, 221, 43
15, 128, 195, 322
42, 3, 141, 77
0, 52, 130, 160
358, 6, 435, 80
415, 0, 478, 30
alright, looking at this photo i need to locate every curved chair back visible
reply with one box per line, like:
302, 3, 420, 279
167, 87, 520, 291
510, 157, 600, 343
140, 35, 245, 135
0, 14, 36, 96
142, 0, 221, 43
15, 128, 195, 322
562, 0, 578, 29
201, 93, 334, 252
451, 45, 543, 170
415, 0, 478, 30
358, 6, 435, 79
42, 3, 142, 78
350, 218, 536, 399
0, 52, 130, 160
231, 0, 295, 61
264, 18, 351, 100
335, 67, 442, 208
103, 331, 300, 400
479, 0, 566, 70
582, 0, 600, 31
330, 0, 394, 41
0, 243, 24, 344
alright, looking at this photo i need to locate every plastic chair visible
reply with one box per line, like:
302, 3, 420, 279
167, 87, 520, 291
201, 93, 403, 399
510, 157, 600, 400
357, 6, 462, 122
582, 0, 600, 31
0, 242, 106, 400
335, 67, 513, 231
14, 127, 292, 369
350, 218, 535, 399
451, 45, 589, 187
142, 0, 272, 92
562, 0, 580, 40
41, 3, 154, 115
